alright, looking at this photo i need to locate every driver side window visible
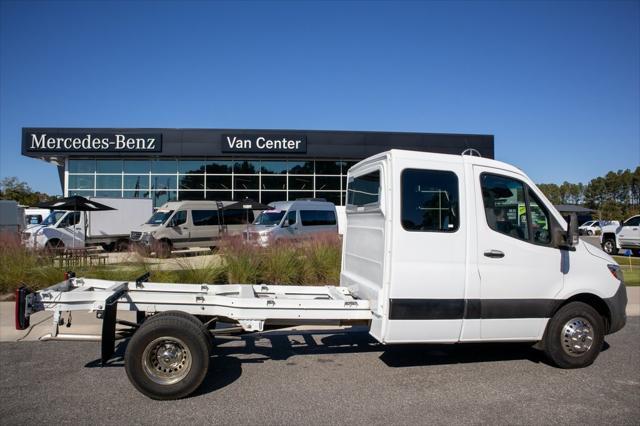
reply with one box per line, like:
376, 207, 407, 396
287, 210, 297, 226
527, 189, 551, 244
173, 210, 187, 227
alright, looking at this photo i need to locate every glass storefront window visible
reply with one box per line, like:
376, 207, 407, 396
234, 191, 259, 201
152, 159, 177, 173
124, 190, 150, 199
96, 160, 123, 173
234, 160, 259, 174
124, 175, 150, 190
261, 175, 286, 190
152, 175, 177, 190
179, 160, 205, 174
178, 191, 205, 200
205, 191, 232, 201
69, 189, 94, 197
288, 191, 314, 201
205, 160, 233, 174
96, 175, 122, 189
153, 191, 177, 206
179, 175, 204, 190
288, 161, 314, 174
95, 190, 122, 198
68, 175, 94, 189
206, 175, 232, 190
260, 161, 288, 174
260, 191, 287, 205
315, 161, 341, 175
316, 176, 341, 191
316, 191, 341, 205
234, 175, 259, 190
288, 175, 313, 190
340, 161, 358, 175
123, 160, 150, 173
68, 159, 95, 173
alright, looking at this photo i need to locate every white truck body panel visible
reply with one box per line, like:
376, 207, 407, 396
86, 197, 152, 238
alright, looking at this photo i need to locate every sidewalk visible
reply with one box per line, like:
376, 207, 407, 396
1, 288, 638, 343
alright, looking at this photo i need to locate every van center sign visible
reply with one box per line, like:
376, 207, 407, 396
222, 134, 307, 154
23, 132, 162, 153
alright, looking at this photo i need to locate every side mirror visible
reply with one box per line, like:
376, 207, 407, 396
566, 213, 579, 248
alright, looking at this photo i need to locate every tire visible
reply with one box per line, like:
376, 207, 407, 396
543, 302, 604, 369
602, 238, 618, 255
45, 239, 64, 252
115, 239, 129, 252
101, 243, 115, 252
146, 311, 212, 352
587, 230, 594, 236
125, 315, 210, 400
156, 240, 172, 258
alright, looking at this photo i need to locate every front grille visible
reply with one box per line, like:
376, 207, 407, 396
130, 231, 142, 241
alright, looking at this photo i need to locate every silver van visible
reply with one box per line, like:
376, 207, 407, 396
248, 199, 338, 246
130, 200, 256, 255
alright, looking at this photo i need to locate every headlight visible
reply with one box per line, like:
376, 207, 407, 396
607, 264, 624, 282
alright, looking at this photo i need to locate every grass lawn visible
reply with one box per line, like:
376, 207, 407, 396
613, 255, 640, 286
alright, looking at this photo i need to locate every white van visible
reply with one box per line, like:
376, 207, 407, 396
24, 208, 51, 228
130, 200, 257, 254
248, 199, 338, 245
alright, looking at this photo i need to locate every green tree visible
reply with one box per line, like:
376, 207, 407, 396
0, 176, 54, 206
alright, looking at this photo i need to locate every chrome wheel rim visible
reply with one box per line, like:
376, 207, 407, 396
603, 241, 613, 253
561, 317, 594, 357
142, 336, 192, 385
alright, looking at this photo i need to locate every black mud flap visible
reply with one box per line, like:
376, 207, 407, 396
15, 286, 33, 330
101, 284, 128, 366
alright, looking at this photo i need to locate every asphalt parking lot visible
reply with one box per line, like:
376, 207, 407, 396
1, 318, 638, 425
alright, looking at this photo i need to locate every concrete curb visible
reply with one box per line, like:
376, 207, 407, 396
1, 287, 638, 343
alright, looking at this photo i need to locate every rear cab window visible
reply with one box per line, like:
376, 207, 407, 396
347, 170, 380, 210
401, 169, 459, 232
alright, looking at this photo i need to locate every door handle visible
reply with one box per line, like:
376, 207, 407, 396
484, 249, 505, 258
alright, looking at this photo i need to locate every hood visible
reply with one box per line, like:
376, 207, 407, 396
133, 223, 161, 233
583, 241, 616, 264
600, 223, 621, 233
247, 224, 277, 234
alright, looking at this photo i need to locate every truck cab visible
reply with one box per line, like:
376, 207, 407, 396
600, 215, 640, 256
341, 150, 626, 356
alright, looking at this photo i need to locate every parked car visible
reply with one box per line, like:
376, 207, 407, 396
247, 199, 338, 246
130, 200, 257, 255
24, 198, 152, 251
24, 208, 51, 228
600, 215, 640, 255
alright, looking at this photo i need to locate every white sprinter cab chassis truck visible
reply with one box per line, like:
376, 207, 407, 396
15, 150, 627, 400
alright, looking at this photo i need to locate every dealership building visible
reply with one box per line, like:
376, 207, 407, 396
22, 128, 494, 207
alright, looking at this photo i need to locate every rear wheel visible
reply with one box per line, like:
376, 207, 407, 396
586, 230, 594, 236
115, 239, 129, 252
602, 238, 618, 255
543, 302, 604, 369
146, 311, 212, 352
125, 315, 210, 400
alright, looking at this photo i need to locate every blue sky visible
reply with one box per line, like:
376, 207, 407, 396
1, 0, 638, 195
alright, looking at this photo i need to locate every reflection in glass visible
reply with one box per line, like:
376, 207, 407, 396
206, 175, 232, 190
179, 175, 204, 189
123, 160, 150, 174
124, 175, 149, 190
69, 159, 95, 173
179, 160, 205, 174
68, 175, 94, 189
315, 161, 341, 175
205, 191, 232, 201
288, 175, 313, 190
316, 191, 341, 205
234, 191, 259, 201
233, 160, 259, 174
95, 190, 122, 198
96, 175, 122, 189
260, 191, 287, 204
234, 175, 259, 190
178, 191, 205, 200
124, 190, 150, 199
288, 161, 314, 174
152, 175, 177, 190
205, 160, 233, 174
260, 161, 288, 174
152, 159, 177, 173
153, 191, 177, 207
316, 176, 340, 191
288, 191, 314, 201
96, 160, 123, 173
68, 190, 94, 197
261, 175, 286, 190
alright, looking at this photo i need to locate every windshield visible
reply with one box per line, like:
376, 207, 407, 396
41, 211, 66, 226
253, 210, 285, 226
146, 210, 174, 225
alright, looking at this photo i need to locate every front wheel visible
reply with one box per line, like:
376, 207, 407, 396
602, 238, 618, 255
543, 302, 604, 369
586, 230, 594, 236
125, 315, 210, 400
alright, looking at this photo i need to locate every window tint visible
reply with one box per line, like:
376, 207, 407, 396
347, 170, 380, 207
59, 212, 81, 227
300, 210, 337, 226
401, 169, 459, 232
527, 189, 551, 244
287, 210, 297, 226
172, 210, 187, 226
223, 209, 254, 225
481, 174, 529, 241
192, 210, 219, 226
624, 216, 640, 227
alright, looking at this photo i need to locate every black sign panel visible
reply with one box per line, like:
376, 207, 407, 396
222, 134, 307, 154
23, 132, 162, 153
